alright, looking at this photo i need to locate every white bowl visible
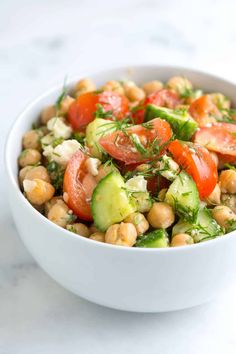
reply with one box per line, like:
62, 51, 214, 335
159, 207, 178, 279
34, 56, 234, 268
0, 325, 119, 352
5, 65, 236, 313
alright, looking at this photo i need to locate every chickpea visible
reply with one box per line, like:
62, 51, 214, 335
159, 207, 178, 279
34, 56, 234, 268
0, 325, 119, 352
95, 165, 113, 183
105, 222, 137, 247
158, 188, 168, 202
19, 166, 33, 186
47, 199, 73, 228
67, 223, 90, 237
212, 205, 236, 230
18, 149, 41, 167
205, 183, 221, 206
58, 95, 75, 115
136, 163, 151, 172
41, 105, 57, 124
171, 233, 194, 247
221, 194, 236, 214
90, 232, 105, 242
125, 86, 145, 102
124, 212, 149, 235
23, 178, 55, 205
167, 76, 192, 95
45, 196, 63, 215
147, 202, 175, 229
101, 80, 124, 95
220, 170, 236, 194
73, 78, 96, 96
22, 129, 43, 150
210, 93, 230, 110
142, 80, 163, 95
24, 166, 50, 183
210, 152, 219, 168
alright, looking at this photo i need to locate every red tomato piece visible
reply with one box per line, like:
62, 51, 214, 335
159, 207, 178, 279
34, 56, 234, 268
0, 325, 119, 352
63, 150, 95, 221
189, 95, 221, 126
132, 89, 181, 124
68, 91, 129, 131
99, 118, 172, 165
168, 140, 218, 199
194, 123, 236, 159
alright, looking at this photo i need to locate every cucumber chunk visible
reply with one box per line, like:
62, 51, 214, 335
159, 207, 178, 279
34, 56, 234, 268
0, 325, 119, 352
145, 105, 198, 140
86, 118, 116, 159
165, 171, 200, 222
91, 171, 136, 231
135, 229, 169, 248
172, 207, 223, 242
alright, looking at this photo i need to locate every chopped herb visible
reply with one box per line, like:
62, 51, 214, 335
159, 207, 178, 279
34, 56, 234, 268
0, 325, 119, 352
55, 77, 68, 114
94, 104, 113, 119
47, 161, 64, 194
52, 137, 64, 148
224, 163, 236, 171
72, 132, 86, 145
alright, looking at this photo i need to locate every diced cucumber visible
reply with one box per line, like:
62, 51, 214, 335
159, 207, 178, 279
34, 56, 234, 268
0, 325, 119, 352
165, 171, 200, 222
135, 229, 169, 248
86, 118, 116, 159
172, 207, 223, 242
91, 171, 136, 231
145, 105, 198, 140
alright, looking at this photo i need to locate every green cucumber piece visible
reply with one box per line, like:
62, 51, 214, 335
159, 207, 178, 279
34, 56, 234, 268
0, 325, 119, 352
165, 171, 200, 222
86, 118, 116, 159
145, 105, 198, 140
172, 207, 223, 242
135, 229, 169, 248
91, 171, 136, 231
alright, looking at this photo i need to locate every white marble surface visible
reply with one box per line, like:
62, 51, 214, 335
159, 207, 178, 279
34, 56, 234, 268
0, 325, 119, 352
1, 0, 236, 353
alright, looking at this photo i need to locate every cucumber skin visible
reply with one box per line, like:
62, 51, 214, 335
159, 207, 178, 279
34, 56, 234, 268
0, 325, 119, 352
135, 229, 169, 248
172, 208, 223, 242
165, 171, 200, 223
91, 172, 136, 232
145, 105, 198, 140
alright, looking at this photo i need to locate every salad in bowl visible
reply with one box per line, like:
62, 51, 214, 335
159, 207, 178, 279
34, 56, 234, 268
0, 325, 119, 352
18, 75, 236, 249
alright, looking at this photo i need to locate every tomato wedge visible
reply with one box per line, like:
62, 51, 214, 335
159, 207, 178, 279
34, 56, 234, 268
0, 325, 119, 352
99, 118, 172, 164
132, 89, 181, 124
63, 150, 95, 221
194, 123, 236, 160
68, 91, 129, 131
168, 140, 218, 199
189, 95, 221, 126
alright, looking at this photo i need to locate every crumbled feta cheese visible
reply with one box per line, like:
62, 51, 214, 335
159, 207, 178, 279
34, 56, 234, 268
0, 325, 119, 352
47, 117, 72, 139
126, 175, 147, 192
41, 133, 55, 148
23, 179, 37, 193
85, 157, 101, 176
43, 139, 82, 166
156, 155, 180, 181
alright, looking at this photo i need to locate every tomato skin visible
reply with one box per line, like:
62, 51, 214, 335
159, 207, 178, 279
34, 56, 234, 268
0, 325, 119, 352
99, 118, 172, 165
189, 95, 220, 126
168, 140, 218, 199
132, 89, 181, 124
63, 150, 94, 221
68, 91, 129, 131
194, 122, 236, 159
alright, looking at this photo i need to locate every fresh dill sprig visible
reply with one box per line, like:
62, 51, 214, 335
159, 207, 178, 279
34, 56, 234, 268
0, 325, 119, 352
55, 76, 68, 114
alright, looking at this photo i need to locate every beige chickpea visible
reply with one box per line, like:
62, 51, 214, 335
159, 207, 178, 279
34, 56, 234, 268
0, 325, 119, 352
147, 202, 175, 229
22, 129, 43, 150
221, 194, 236, 214
158, 188, 168, 202
167, 76, 192, 95
23, 178, 55, 205
101, 80, 124, 95
73, 78, 96, 96
124, 212, 149, 236
105, 222, 137, 247
95, 165, 113, 183
142, 80, 163, 95
210, 152, 219, 168
212, 205, 236, 230
90, 232, 105, 242
47, 199, 72, 228
136, 163, 151, 172
66, 223, 90, 237
171, 233, 194, 247
89, 224, 99, 234
45, 196, 63, 215
125, 86, 146, 102
19, 166, 33, 186
41, 105, 57, 124
58, 95, 75, 115
210, 93, 230, 110
18, 149, 41, 167
24, 165, 50, 183
205, 183, 221, 206
220, 170, 236, 194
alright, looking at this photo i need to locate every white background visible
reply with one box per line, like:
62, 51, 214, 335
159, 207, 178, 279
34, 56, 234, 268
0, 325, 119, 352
1, 0, 236, 353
